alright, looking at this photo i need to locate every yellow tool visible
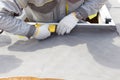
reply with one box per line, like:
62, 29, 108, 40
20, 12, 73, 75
88, 14, 97, 20
35, 23, 56, 33
18, 23, 56, 39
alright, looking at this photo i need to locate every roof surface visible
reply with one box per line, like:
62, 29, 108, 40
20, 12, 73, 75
0, 0, 120, 80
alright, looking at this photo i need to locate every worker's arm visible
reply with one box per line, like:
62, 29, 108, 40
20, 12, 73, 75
75, 0, 107, 19
0, 0, 51, 39
56, 0, 107, 35
0, 0, 34, 37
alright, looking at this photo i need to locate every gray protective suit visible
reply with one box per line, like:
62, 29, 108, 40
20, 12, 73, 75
0, 0, 107, 37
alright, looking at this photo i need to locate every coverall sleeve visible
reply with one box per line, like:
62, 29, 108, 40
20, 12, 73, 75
0, 0, 33, 36
76, 0, 107, 19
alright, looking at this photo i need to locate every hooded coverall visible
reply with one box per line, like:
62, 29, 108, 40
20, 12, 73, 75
0, 0, 107, 38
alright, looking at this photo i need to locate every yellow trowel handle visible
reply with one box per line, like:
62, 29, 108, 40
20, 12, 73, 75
35, 23, 56, 33
48, 24, 56, 33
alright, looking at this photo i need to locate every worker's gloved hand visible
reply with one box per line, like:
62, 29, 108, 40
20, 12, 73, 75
33, 24, 51, 40
57, 12, 79, 35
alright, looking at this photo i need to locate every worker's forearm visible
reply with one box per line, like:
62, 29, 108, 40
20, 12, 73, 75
0, 0, 35, 37
75, 0, 107, 19
0, 15, 35, 37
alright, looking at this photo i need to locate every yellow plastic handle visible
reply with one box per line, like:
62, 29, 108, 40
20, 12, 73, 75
48, 24, 56, 33
88, 13, 97, 20
35, 23, 56, 33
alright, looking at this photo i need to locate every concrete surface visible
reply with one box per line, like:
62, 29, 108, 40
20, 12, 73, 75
0, 0, 120, 80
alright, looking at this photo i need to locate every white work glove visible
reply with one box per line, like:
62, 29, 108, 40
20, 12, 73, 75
33, 24, 51, 40
57, 12, 79, 35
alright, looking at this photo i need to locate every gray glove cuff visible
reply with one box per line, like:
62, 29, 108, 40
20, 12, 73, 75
75, 11, 83, 20
75, 7, 88, 20
26, 25, 36, 39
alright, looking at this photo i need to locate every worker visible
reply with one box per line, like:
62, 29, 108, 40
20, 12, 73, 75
0, 0, 107, 40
